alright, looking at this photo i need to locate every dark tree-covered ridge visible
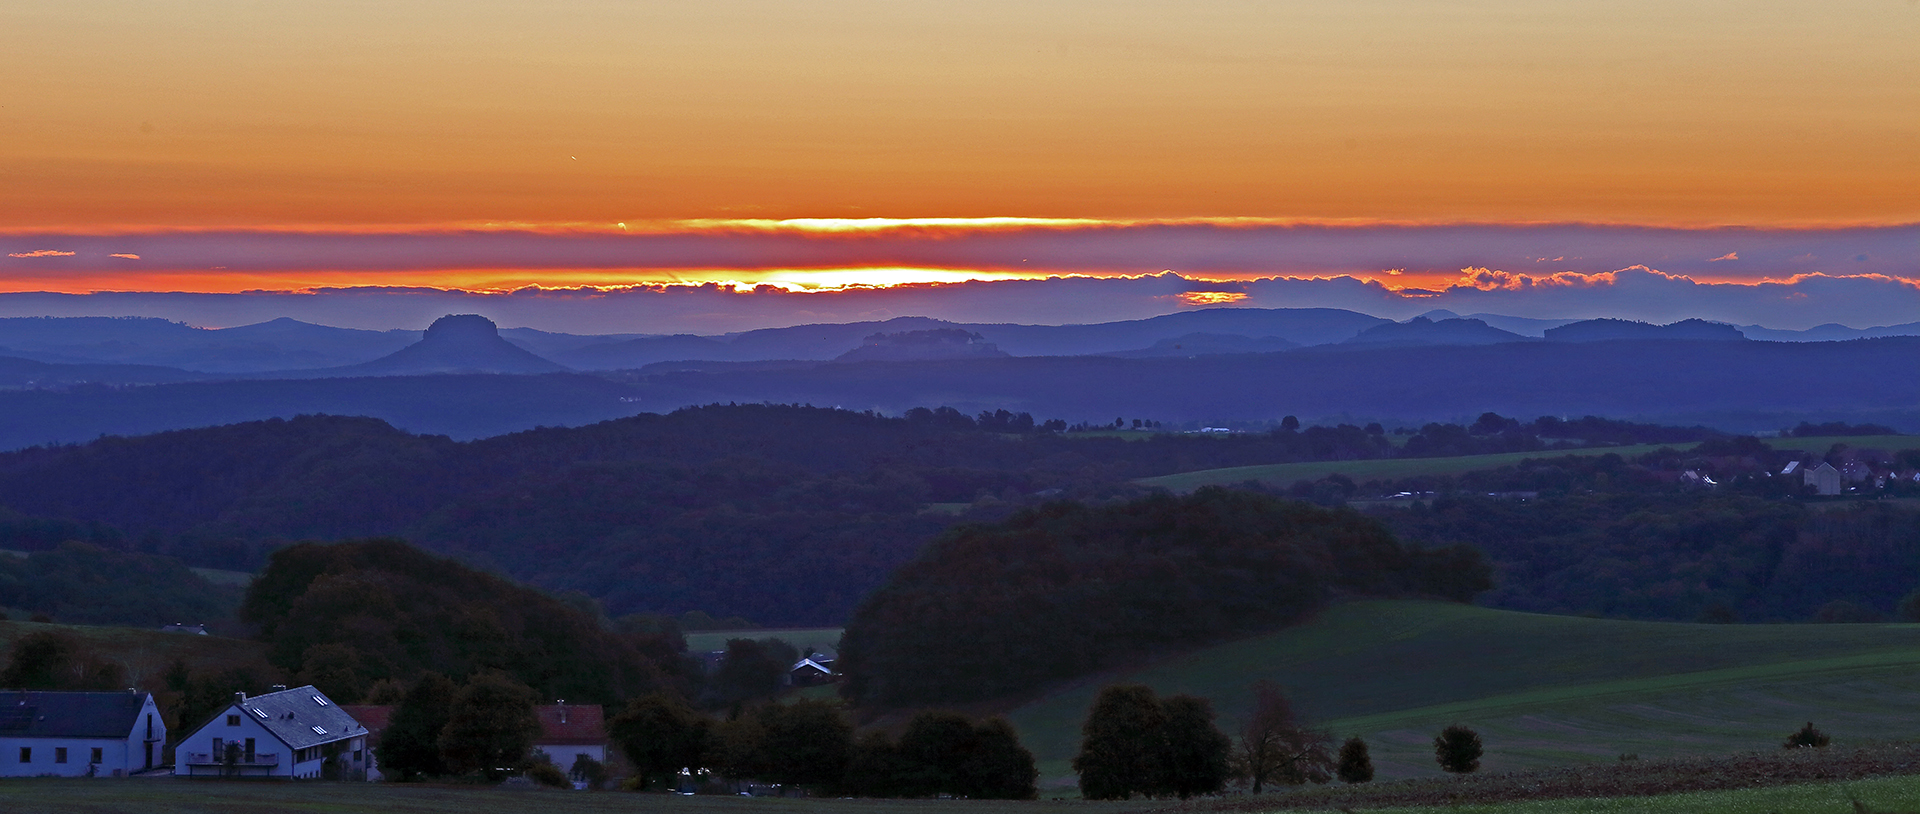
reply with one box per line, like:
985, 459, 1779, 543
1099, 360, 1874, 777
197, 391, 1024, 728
242, 538, 686, 705
0, 405, 1701, 625
837, 489, 1490, 706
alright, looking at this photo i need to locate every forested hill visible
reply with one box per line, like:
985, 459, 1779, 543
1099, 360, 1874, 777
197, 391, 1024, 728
0, 405, 1861, 626
837, 489, 1491, 706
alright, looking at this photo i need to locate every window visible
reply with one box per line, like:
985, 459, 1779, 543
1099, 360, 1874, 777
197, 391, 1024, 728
17, 747, 29, 763
90, 747, 102, 764
227, 714, 241, 726
251, 707, 269, 719
55, 747, 67, 764
312, 725, 327, 734
313, 695, 329, 706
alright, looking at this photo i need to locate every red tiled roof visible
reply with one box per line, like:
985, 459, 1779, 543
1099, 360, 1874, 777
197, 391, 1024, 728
341, 705, 393, 735
535, 704, 606, 746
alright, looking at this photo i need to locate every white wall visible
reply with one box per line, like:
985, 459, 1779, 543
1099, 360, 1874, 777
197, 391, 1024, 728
535, 743, 606, 771
0, 737, 129, 777
174, 704, 290, 778
0, 693, 164, 777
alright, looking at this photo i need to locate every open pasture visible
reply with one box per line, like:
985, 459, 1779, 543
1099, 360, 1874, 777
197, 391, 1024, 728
0, 778, 1150, 814
1002, 601, 1920, 786
0, 619, 266, 686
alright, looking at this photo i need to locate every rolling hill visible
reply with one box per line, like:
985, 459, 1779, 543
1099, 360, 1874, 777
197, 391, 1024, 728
1136, 434, 1911, 492
999, 600, 1920, 787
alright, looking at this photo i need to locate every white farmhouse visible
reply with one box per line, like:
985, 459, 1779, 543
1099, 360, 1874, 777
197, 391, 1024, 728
0, 690, 165, 777
174, 685, 371, 779
532, 702, 607, 772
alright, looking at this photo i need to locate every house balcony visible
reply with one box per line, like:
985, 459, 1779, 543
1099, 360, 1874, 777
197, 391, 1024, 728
183, 752, 280, 767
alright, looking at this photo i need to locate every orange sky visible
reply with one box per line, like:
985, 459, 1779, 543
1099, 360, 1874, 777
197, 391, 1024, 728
5, 0, 1918, 234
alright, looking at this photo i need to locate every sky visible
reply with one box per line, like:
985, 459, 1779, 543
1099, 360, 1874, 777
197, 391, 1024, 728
3, 0, 1916, 331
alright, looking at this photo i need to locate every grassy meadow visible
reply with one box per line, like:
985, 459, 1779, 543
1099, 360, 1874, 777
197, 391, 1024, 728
1000, 600, 1920, 788
0, 618, 266, 686
1137, 434, 1913, 492
4, 768, 1919, 814
1343, 774, 1920, 814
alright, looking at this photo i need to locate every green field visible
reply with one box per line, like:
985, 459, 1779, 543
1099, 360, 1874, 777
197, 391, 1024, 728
0, 779, 1154, 814
1360, 774, 1920, 814
1137, 435, 1914, 492
3, 772, 1919, 814
1000, 600, 1920, 788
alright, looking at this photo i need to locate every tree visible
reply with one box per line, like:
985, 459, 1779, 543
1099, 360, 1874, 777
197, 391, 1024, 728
844, 732, 913, 798
1281, 416, 1301, 432
295, 642, 368, 704
1433, 725, 1482, 774
1336, 737, 1373, 784
755, 699, 853, 792
1784, 721, 1831, 749
1898, 588, 1920, 622
609, 691, 708, 791
889, 711, 1038, 800
1074, 685, 1168, 800
961, 718, 1038, 800
704, 638, 796, 708
1161, 695, 1232, 799
709, 711, 768, 790
570, 753, 609, 790
377, 672, 456, 780
1234, 681, 1332, 793
0, 632, 78, 689
895, 710, 977, 797
438, 673, 541, 780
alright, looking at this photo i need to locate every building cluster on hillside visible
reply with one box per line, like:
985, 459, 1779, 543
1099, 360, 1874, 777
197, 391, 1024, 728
1781, 450, 1920, 496
2, 684, 613, 783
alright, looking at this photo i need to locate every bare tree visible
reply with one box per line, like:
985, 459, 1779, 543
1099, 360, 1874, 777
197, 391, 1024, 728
1234, 681, 1333, 793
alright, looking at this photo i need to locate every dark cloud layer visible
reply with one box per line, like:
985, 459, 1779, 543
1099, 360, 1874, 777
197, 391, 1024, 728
1, 222, 1913, 278
0, 268, 1915, 334
0, 222, 1913, 333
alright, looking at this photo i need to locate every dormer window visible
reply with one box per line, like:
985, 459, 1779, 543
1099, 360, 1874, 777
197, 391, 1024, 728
250, 708, 269, 720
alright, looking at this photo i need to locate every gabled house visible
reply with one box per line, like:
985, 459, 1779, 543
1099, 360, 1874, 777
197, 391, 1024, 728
0, 690, 165, 777
790, 657, 836, 686
1805, 462, 1843, 496
532, 703, 606, 772
174, 685, 371, 779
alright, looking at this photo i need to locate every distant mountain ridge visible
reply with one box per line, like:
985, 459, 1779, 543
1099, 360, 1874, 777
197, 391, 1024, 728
1545, 318, 1747, 342
1343, 316, 1529, 347
8, 309, 1920, 375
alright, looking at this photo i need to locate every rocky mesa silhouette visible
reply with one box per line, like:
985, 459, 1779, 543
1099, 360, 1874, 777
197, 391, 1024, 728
340, 314, 566, 375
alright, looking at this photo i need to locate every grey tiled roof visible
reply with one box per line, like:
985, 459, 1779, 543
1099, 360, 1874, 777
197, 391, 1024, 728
232, 685, 366, 750
0, 691, 149, 740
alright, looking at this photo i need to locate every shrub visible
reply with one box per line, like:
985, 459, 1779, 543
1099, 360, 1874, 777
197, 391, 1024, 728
1784, 722, 1831, 749
1433, 725, 1482, 774
1336, 737, 1374, 784
525, 759, 570, 788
